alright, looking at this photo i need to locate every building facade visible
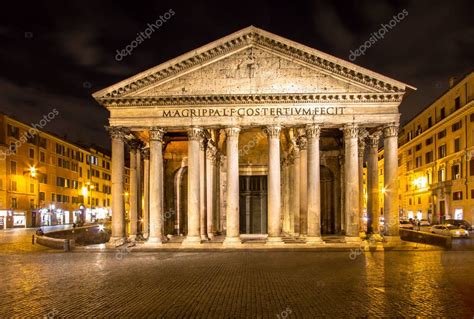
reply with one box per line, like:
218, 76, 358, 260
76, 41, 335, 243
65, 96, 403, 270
379, 72, 474, 225
0, 114, 123, 228
93, 26, 414, 245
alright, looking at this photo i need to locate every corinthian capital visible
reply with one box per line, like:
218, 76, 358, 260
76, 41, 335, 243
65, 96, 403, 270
127, 138, 142, 151
298, 136, 308, 150
366, 132, 381, 150
149, 127, 166, 142
187, 127, 204, 141
305, 124, 321, 139
106, 126, 129, 141
341, 124, 359, 139
264, 125, 281, 138
383, 124, 399, 138
225, 126, 240, 138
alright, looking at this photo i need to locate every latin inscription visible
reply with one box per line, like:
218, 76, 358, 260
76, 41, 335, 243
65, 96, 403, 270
162, 106, 345, 118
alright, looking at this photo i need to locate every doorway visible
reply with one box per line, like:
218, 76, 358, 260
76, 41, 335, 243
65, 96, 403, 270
239, 175, 267, 234
320, 165, 336, 234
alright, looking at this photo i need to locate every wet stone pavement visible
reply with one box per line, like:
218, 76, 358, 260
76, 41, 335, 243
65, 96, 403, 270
1, 229, 474, 318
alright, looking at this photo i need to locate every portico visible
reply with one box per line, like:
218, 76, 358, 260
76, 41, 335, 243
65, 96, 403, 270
93, 26, 414, 246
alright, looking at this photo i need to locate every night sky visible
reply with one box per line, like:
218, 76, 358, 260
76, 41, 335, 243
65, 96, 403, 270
1, 0, 472, 150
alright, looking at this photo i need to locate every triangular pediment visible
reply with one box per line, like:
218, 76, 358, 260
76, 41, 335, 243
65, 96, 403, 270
93, 26, 415, 102
130, 46, 374, 97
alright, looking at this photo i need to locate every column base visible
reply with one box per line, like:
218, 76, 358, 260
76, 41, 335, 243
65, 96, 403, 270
182, 236, 202, 246
266, 236, 284, 245
345, 236, 362, 243
107, 237, 126, 248
128, 234, 137, 242
200, 234, 210, 241
223, 236, 241, 246
208, 233, 214, 240
146, 236, 163, 245
305, 236, 324, 245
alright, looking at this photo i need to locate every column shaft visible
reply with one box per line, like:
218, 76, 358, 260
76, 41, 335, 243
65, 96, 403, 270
343, 125, 360, 238
224, 127, 240, 244
383, 125, 399, 236
299, 135, 308, 236
143, 149, 150, 237
366, 134, 380, 233
306, 124, 323, 243
266, 126, 283, 243
292, 146, 301, 235
129, 146, 138, 239
206, 145, 216, 238
109, 127, 126, 243
183, 127, 202, 244
199, 138, 208, 240
148, 129, 165, 244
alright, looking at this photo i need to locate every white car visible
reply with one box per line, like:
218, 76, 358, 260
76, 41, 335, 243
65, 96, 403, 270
430, 225, 470, 238
399, 220, 414, 230
419, 219, 430, 226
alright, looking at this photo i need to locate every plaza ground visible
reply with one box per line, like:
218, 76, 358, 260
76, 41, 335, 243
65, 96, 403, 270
1, 228, 474, 318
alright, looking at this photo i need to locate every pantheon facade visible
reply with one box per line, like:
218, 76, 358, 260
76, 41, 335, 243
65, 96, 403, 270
93, 26, 414, 245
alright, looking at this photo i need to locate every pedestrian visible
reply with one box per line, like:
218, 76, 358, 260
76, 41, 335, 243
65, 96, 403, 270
417, 219, 421, 231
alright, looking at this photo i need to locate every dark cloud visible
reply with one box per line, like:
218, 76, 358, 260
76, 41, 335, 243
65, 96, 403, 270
0, 0, 472, 150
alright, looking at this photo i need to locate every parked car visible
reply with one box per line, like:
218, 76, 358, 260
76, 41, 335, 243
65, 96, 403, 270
419, 219, 430, 226
399, 220, 414, 230
444, 219, 472, 231
430, 225, 470, 238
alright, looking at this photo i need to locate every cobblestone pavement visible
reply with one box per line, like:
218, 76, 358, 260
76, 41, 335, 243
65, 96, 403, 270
1, 229, 474, 318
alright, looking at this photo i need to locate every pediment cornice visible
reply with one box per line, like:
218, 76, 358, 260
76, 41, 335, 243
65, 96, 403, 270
99, 92, 403, 107
93, 26, 414, 102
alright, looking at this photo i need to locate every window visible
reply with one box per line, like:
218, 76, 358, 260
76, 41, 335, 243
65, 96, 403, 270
10, 161, 17, 175
415, 144, 422, 151
415, 156, 422, 168
471, 113, 474, 122
29, 148, 34, 159
425, 151, 433, 164
454, 96, 461, 109
470, 159, 474, 176
39, 137, 47, 149
11, 198, 17, 208
40, 174, 48, 184
453, 191, 463, 201
7, 125, 20, 138
11, 181, 17, 191
30, 184, 34, 193
9, 142, 17, 154
454, 138, 461, 152
438, 168, 446, 182
440, 107, 446, 120
425, 137, 433, 146
428, 116, 433, 128
407, 161, 412, 171
438, 130, 446, 139
452, 164, 461, 180
452, 120, 462, 132
408, 149, 412, 155
51, 193, 56, 202
30, 199, 35, 209
472, 189, 474, 199
438, 144, 447, 159
79, 167, 82, 177
416, 125, 422, 136
409, 198, 412, 205
407, 131, 413, 141
417, 197, 421, 204
40, 152, 45, 162
39, 192, 45, 201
